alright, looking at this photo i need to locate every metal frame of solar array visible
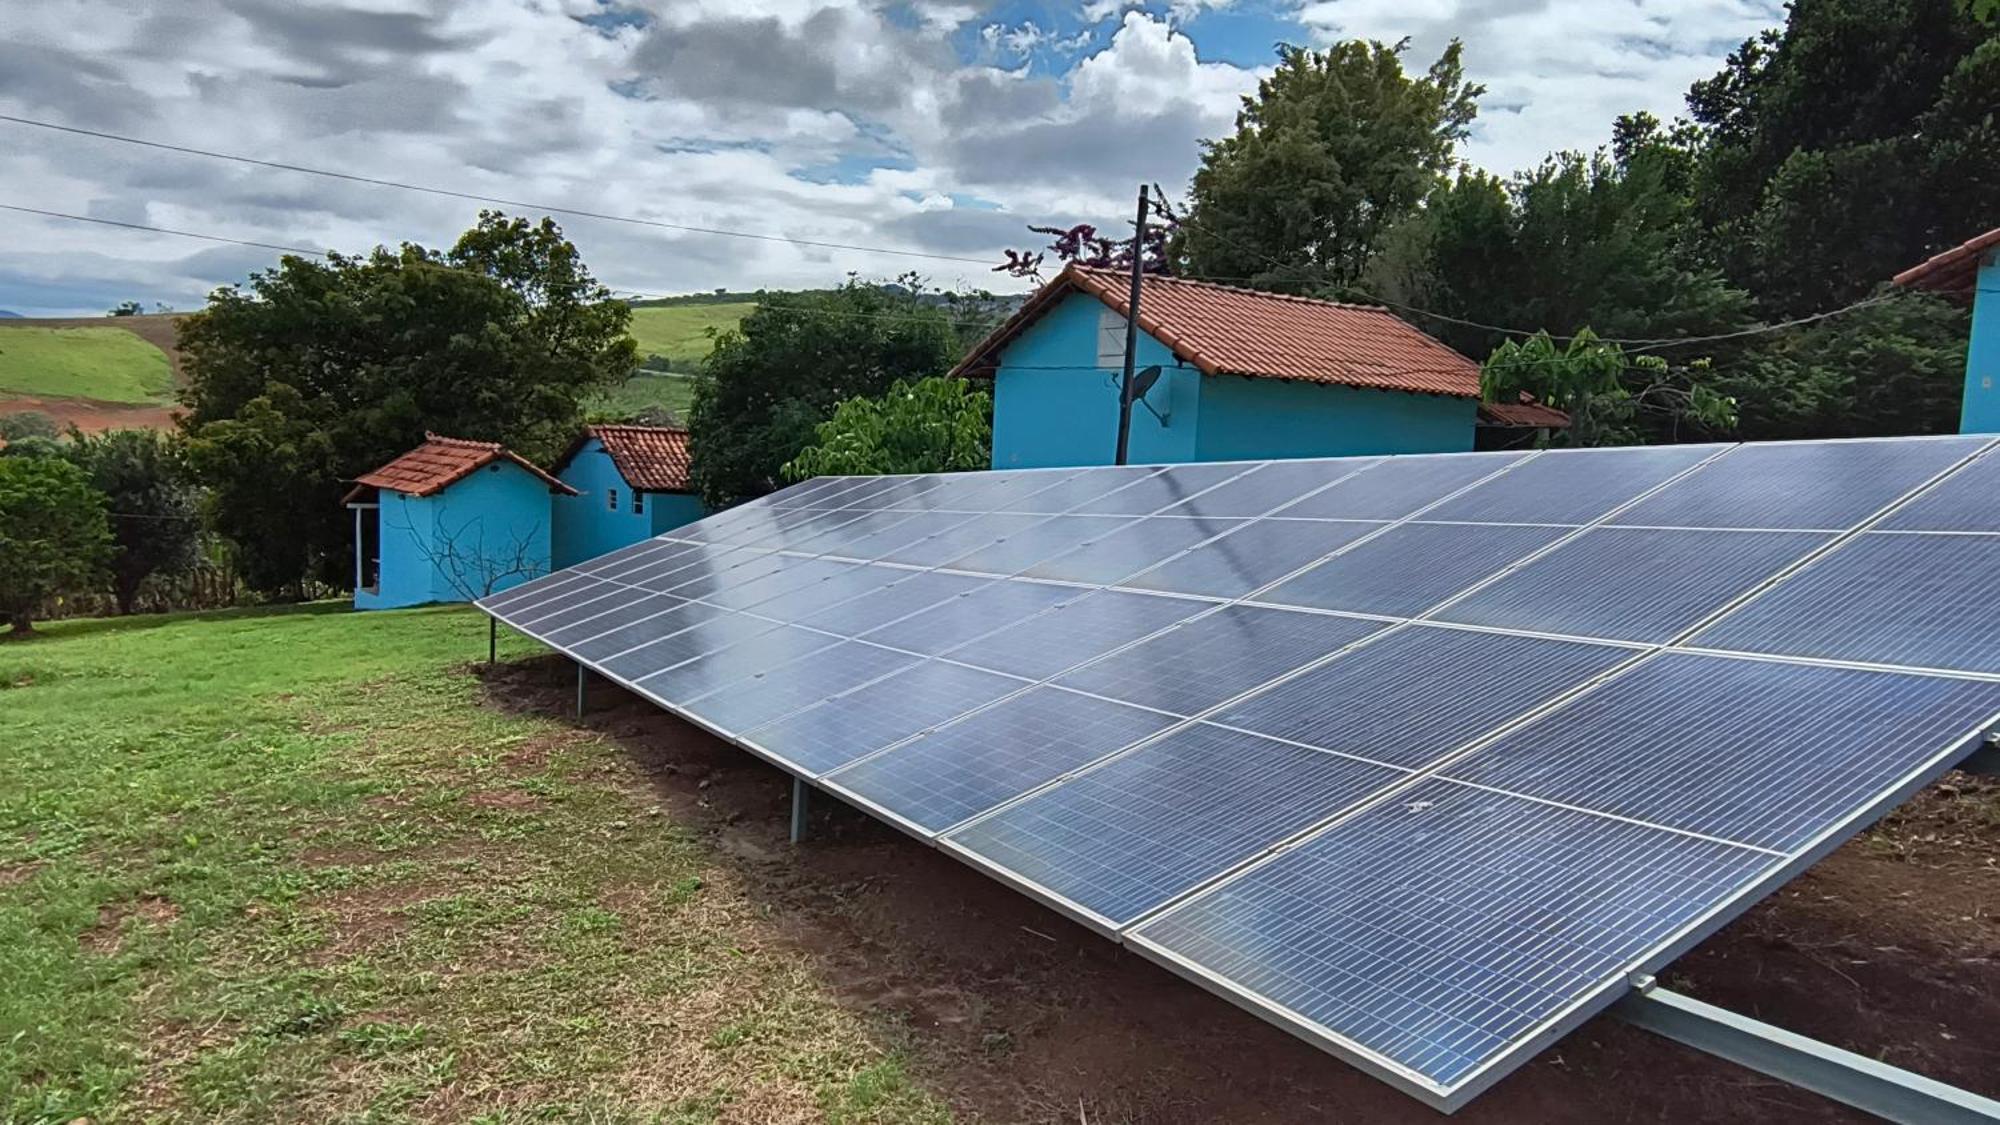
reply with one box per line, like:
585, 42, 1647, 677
479, 435, 2000, 1114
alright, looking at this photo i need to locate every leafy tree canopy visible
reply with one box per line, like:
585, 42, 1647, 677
0, 411, 61, 442
178, 211, 635, 592
1483, 330, 1737, 447
783, 377, 992, 481
1177, 39, 1481, 288
688, 277, 959, 508
65, 428, 202, 614
0, 456, 112, 634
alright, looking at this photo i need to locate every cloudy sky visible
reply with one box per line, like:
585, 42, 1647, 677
0, 0, 1783, 316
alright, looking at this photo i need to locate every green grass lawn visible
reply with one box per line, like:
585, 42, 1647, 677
0, 327, 175, 404
0, 605, 948, 1124
626, 304, 755, 369
591, 372, 699, 423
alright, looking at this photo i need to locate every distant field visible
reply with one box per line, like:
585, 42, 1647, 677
0, 325, 175, 404
627, 302, 754, 370
591, 371, 698, 422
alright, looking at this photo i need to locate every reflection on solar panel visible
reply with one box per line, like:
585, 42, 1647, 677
481, 435, 2000, 1113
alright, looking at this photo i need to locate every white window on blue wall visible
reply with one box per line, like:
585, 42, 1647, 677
607, 487, 619, 511
633, 491, 645, 515
1096, 306, 1125, 370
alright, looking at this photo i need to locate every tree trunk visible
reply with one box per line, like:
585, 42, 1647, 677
115, 574, 141, 616
6, 610, 33, 637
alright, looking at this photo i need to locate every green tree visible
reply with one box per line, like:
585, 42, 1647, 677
65, 428, 202, 614
689, 278, 958, 508
0, 411, 61, 442
1685, 0, 2000, 315
1177, 39, 1482, 288
1713, 290, 1969, 440
1482, 330, 1737, 446
179, 211, 635, 592
783, 377, 991, 480
0, 456, 112, 635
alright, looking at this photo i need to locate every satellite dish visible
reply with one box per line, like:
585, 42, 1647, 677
1133, 364, 1163, 398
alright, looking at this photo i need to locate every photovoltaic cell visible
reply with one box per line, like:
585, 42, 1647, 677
1260, 522, 1567, 618
544, 593, 685, 648
1153, 457, 1378, 518
945, 589, 1206, 680
570, 599, 726, 662
596, 611, 781, 681
506, 579, 619, 626
1054, 605, 1385, 716
1442, 652, 2000, 853
873, 513, 1049, 568
1421, 444, 1718, 526
746, 564, 912, 622
998, 466, 1164, 513
948, 722, 1408, 925
636, 623, 841, 702
682, 640, 920, 734
1022, 516, 1247, 585
1134, 779, 1775, 1093
860, 579, 1075, 654
1434, 527, 1832, 643
1280, 452, 1525, 521
1878, 448, 2000, 532
698, 558, 860, 611
798, 570, 992, 637
1065, 462, 1253, 515
941, 515, 1137, 576
750, 660, 1029, 776
1118, 519, 1384, 599
1213, 625, 1633, 769
825, 687, 1179, 833
1610, 437, 1985, 531
524, 585, 660, 638
1692, 532, 2000, 675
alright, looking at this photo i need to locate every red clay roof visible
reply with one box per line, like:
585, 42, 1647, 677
558, 425, 695, 493
343, 434, 576, 503
1477, 399, 1571, 428
1893, 227, 2000, 299
952, 264, 1482, 398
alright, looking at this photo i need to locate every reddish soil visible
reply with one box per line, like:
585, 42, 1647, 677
0, 393, 179, 434
480, 658, 2000, 1124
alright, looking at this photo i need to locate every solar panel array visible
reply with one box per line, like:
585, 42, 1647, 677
480, 436, 2000, 1111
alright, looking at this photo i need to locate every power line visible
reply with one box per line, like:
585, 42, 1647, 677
0, 112, 994, 266
1165, 213, 1900, 351
0, 203, 331, 257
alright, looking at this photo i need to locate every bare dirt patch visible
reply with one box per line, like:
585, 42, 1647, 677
0, 394, 179, 434
476, 657, 2000, 1123
0, 859, 44, 888
464, 787, 543, 812
308, 882, 442, 964
82, 895, 181, 955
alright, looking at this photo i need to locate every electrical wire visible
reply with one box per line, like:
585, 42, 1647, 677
0, 203, 332, 257
0, 112, 994, 266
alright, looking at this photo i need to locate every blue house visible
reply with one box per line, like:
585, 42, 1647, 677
952, 265, 1552, 467
1895, 226, 2000, 433
551, 425, 706, 568
343, 434, 577, 610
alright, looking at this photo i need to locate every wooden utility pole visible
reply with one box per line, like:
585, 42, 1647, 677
1114, 183, 1149, 466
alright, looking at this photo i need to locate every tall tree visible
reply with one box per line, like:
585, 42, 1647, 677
1685, 0, 2000, 315
0, 456, 112, 635
64, 428, 202, 614
179, 212, 635, 592
1176, 39, 1482, 288
783, 377, 992, 480
688, 278, 958, 508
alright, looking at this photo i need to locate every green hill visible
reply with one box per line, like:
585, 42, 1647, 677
0, 324, 176, 404
626, 302, 755, 371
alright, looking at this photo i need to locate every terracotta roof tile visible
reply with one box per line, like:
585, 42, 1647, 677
1477, 399, 1571, 428
570, 424, 695, 493
953, 263, 1481, 398
1892, 227, 2000, 299
344, 433, 576, 503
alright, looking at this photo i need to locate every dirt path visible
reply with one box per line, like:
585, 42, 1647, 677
482, 657, 2000, 1123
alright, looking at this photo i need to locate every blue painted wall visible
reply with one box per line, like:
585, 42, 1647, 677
1196, 376, 1475, 460
1962, 253, 2000, 434
987, 291, 1474, 468
356, 461, 555, 610
553, 437, 705, 568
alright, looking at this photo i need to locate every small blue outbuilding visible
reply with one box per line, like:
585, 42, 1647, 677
550, 424, 706, 569
346, 425, 705, 610
952, 264, 1556, 467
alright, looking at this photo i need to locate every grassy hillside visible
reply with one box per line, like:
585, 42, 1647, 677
0, 325, 175, 404
626, 302, 755, 371
591, 371, 698, 422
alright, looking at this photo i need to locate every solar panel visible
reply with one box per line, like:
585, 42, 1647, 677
481, 436, 2000, 1114
1690, 531, 2000, 674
